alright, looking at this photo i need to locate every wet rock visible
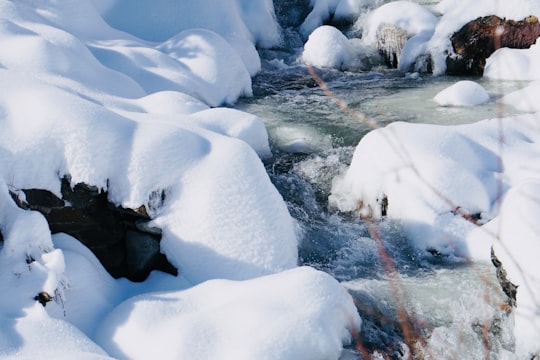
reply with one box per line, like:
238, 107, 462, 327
274, 0, 311, 29
125, 230, 176, 282
34, 291, 53, 307
376, 24, 411, 68
447, 15, 540, 75
491, 247, 518, 308
11, 177, 177, 282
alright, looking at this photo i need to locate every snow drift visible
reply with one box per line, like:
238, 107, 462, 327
0, 0, 362, 359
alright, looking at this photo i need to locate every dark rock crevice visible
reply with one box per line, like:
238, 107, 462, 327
11, 177, 177, 282
491, 247, 518, 309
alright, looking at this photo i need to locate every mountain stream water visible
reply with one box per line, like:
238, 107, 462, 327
234, 50, 524, 360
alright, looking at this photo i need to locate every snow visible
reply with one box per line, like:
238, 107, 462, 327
0, 0, 361, 359
484, 40, 540, 81
467, 181, 540, 357
330, 112, 540, 356
429, 0, 540, 75
302, 25, 354, 70
433, 80, 490, 107
95, 267, 360, 360
500, 80, 540, 112
361, 1, 438, 46
300, 0, 540, 76
93, 0, 282, 75
2, 0, 540, 358
300, 0, 383, 38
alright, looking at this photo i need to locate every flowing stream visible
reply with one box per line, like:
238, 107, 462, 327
233, 5, 524, 357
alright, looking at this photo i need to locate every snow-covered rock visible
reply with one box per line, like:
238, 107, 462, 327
96, 267, 361, 360
362, 1, 438, 46
467, 180, 540, 358
429, 0, 540, 75
329, 112, 540, 356
0, 1, 361, 359
302, 25, 354, 69
499, 80, 540, 112
360, 1, 438, 71
434, 80, 490, 107
446, 15, 540, 76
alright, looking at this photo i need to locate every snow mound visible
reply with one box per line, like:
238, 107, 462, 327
157, 29, 253, 106
499, 81, 540, 112
362, 1, 438, 46
94, 0, 282, 75
467, 180, 540, 357
484, 40, 540, 81
433, 81, 490, 107
329, 114, 540, 257
329, 112, 540, 355
302, 25, 353, 70
358, 1, 437, 71
0, 1, 353, 359
96, 266, 361, 360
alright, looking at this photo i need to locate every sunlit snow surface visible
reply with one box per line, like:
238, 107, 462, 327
0, 0, 360, 359
2, 0, 540, 359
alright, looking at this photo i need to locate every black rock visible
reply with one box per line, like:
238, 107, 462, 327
11, 177, 177, 282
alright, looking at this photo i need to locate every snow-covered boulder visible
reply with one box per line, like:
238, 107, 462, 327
485, 39, 540, 80
0, 2, 361, 359
428, 0, 540, 75
94, 0, 282, 76
302, 25, 354, 70
329, 112, 540, 355
446, 15, 540, 75
361, 1, 438, 71
467, 180, 540, 358
96, 266, 361, 360
157, 29, 253, 106
434, 80, 490, 107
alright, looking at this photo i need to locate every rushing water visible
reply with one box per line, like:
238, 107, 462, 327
233, 1, 526, 357
236, 67, 516, 358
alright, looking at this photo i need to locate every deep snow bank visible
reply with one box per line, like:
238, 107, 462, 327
96, 267, 361, 360
93, 0, 282, 76
330, 113, 540, 356
0, 0, 361, 359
